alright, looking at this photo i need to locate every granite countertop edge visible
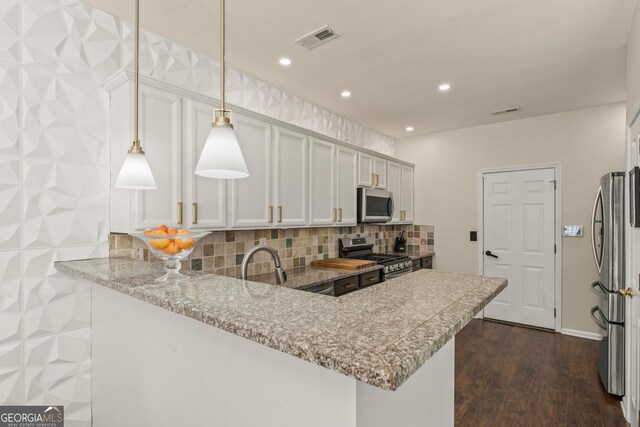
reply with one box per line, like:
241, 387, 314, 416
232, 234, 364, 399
55, 258, 502, 392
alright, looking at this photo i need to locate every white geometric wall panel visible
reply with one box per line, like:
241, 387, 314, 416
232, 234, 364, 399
22, 68, 109, 164
0, 156, 21, 249
0, 0, 19, 64
0, 250, 21, 346
21, 0, 121, 84
22, 159, 109, 248
0, 341, 22, 405
0, 62, 20, 156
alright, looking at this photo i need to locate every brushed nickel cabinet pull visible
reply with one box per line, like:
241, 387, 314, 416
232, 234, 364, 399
338, 208, 343, 222
278, 206, 283, 223
345, 283, 357, 289
333, 208, 337, 223
376, 174, 379, 186
178, 201, 183, 225
193, 202, 198, 225
371, 172, 375, 187
268, 205, 273, 224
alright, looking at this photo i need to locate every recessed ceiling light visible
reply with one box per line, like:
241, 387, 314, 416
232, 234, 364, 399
438, 83, 451, 92
341, 90, 351, 98
279, 57, 292, 66
406, 126, 414, 132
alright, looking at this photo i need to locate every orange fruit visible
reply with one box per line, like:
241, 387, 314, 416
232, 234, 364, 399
156, 224, 169, 232
143, 228, 154, 235
163, 242, 180, 255
175, 237, 195, 250
167, 228, 178, 235
149, 230, 170, 249
177, 229, 191, 235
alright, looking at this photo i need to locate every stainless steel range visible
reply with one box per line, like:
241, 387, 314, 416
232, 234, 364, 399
339, 237, 413, 280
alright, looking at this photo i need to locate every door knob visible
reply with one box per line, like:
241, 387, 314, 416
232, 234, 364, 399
485, 250, 498, 259
618, 288, 633, 297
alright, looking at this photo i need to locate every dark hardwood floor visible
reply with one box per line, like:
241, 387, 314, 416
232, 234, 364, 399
455, 319, 627, 427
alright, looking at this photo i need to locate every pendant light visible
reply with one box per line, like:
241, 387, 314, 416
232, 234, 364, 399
195, 0, 249, 179
115, 0, 157, 190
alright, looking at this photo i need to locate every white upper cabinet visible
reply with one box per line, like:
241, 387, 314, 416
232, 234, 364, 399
386, 161, 402, 223
185, 99, 226, 229
400, 165, 414, 223
358, 152, 374, 187
135, 84, 182, 230
373, 157, 388, 189
106, 70, 414, 232
336, 146, 357, 225
273, 127, 308, 227
309, 138, 336, 226
229, 113, 273, 228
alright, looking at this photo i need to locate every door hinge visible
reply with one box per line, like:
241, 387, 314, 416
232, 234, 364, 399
554, 308, 557, 318
550, 180, 557, 190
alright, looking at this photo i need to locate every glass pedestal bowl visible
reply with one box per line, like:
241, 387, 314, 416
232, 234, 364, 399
130, 231, 210, 283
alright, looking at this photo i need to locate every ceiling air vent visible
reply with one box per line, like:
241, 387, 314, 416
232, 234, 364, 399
491, 107, 520, 115
296, 25, 340, 50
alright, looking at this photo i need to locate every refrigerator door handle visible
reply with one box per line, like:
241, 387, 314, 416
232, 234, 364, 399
590, 306, 608, 331
591, 187, 603, 273
591, 281, 606, 298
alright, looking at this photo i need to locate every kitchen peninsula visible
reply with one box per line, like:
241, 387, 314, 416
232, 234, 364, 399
55, 258, 506, 427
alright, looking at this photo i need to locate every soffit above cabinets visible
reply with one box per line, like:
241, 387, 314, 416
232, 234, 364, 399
85, 0, 637, 138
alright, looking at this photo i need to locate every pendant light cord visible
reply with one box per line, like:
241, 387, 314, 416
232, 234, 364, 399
134, 0, 140, 145
220, 0, 225, 112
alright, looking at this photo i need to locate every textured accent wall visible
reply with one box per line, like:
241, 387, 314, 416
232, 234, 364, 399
0, 0, 394, 423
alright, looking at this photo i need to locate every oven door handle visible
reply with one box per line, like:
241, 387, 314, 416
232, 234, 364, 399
590, 306, 608, 331
385, 268, 412, 280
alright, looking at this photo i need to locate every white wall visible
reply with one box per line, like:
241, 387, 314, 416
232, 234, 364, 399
395, 103, 626, 334
0, 0, 394, 424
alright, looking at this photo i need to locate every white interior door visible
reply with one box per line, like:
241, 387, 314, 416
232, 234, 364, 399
625, 117, 640, 426
483, 168, 556, 329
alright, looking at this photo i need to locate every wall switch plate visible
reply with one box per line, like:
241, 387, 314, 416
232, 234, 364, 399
562, 225, 583, 237
470, 231, 477, 242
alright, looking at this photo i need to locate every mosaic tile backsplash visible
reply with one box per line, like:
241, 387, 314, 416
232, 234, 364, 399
110, 225, 435, 278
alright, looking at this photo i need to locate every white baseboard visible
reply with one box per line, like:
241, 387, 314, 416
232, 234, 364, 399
561, 328, 603, 341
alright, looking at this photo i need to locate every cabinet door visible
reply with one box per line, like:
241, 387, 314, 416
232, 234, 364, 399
229, 114, 273, 228
358, 152, 374, 187
336, 146, 358, 225
386, 161, 402, 223
309, 138, 336, 226
185, 100, 226, 229
401, 165, 414, 223
135, 85, 182, 230
273, 127, 308, 227
373, 157, 388, 189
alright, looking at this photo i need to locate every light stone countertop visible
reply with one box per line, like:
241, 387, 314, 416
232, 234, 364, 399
55, 257, 506, 391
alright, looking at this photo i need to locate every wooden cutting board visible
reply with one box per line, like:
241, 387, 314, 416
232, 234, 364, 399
310, 258, 377, 270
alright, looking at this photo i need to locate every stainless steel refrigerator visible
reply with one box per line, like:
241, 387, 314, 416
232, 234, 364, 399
590, 172, 625, 396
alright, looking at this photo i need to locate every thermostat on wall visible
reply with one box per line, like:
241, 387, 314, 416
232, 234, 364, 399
562, 225, 583, 237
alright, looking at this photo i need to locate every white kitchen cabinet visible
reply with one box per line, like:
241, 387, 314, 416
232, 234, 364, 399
358, 152, 374, 187
273, 127, 308, 227
386, 161, 402, 223
309, 138, 336, 226
373, 157, 388, 189
400, 165, 414, 223
184, 99, 226, 229
229, 114, 273, 228
135, 85, 182, 230
335, 146, 358, 225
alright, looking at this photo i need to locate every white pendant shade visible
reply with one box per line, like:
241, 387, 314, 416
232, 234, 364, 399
195, 125, 249, 179
115, 152, 157, 190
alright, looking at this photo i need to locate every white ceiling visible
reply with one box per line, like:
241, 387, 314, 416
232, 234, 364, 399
85, 0, 638, 138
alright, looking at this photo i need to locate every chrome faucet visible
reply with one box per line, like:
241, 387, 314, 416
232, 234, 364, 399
241, 245, 287, 284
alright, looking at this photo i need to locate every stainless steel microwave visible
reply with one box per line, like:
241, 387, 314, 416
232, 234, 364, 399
357, 188, 393, 223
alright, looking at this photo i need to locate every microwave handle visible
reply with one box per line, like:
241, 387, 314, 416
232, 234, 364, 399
388, 196, 394, 218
